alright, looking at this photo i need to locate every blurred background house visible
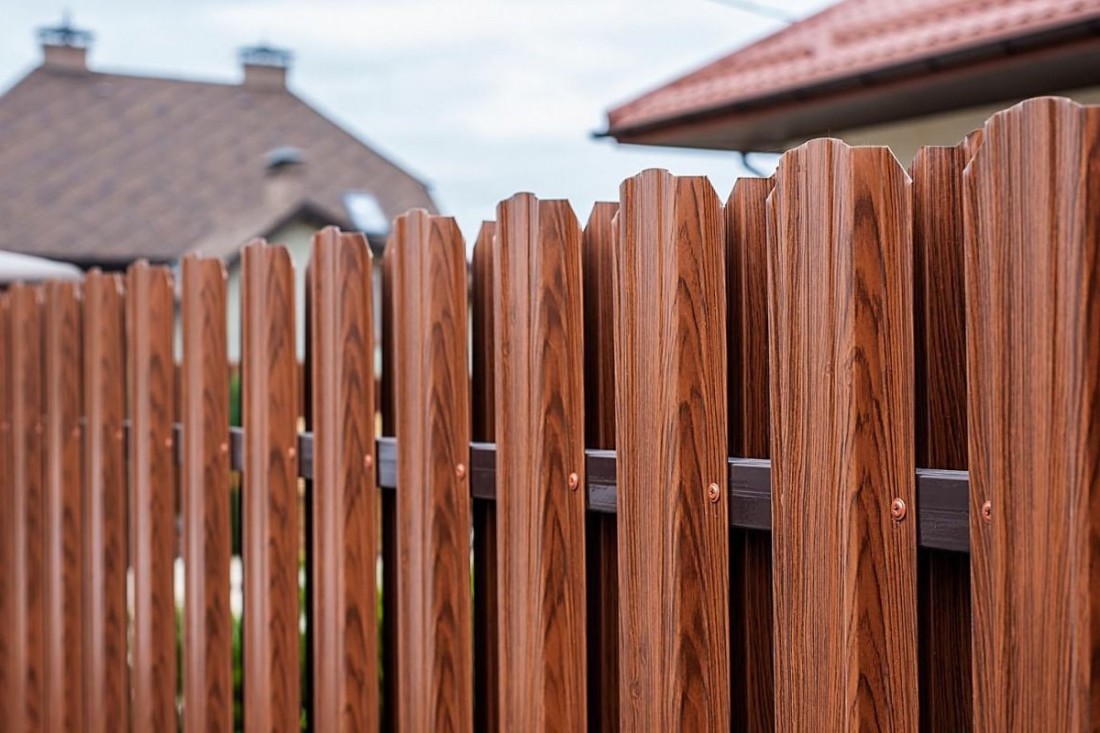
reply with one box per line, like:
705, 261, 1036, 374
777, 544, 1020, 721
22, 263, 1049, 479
0, 18, 438, 358
604, 0, 1100, 166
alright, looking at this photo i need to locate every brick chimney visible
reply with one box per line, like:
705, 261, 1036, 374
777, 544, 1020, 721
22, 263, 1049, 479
38, 13, 92, 73
240, 44, 292, 91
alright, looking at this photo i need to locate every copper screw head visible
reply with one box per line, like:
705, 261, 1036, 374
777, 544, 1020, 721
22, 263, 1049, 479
219, 441, 228, 455
568, 472, 580, 490
364, 454, 374, 470
455, 463, 466, 480
164, 435, 173, 449
287, 446, 296, 459
707, 483, 721, 503
981, 500, 992, 523
891, 498, 907, 522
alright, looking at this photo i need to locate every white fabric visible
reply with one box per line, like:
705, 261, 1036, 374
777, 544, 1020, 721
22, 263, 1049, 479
0, 250, 82, 284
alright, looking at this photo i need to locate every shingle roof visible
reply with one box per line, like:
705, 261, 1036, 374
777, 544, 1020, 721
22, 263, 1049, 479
607, 0, 1100, 139
0, 61, 437, 264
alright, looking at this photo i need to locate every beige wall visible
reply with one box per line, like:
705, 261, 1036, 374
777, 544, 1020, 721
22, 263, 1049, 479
823, 85, 1100, 168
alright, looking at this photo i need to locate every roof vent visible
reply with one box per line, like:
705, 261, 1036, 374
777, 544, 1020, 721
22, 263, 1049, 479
344, 192, 389, 235
265, 146, 304, 172
240, 43, 292, 91
38, 13, 92, 72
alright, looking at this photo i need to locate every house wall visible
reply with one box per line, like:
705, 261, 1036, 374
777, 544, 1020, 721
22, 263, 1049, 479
829, 84, 1100, 167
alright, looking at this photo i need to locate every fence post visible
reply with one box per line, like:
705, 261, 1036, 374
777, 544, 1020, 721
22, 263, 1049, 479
43, 281, 84, 732
911, 140, 977, 732
240, 240, 301, 732
495, 194, 588, 730
471, 220, 500, 733
181, 255, 233, 732
964, 97, 1100, 730
725, 176, 775, 732
308, 228, 379, 732
615, 169, 730, 730
126, 262, 178, 731
768, 139, 917, 729
82, 271, 129, 733
392, 210, 473, 732
581, 201, 619, 733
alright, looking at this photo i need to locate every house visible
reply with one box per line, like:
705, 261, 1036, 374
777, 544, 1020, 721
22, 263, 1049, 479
603, 0, 1100, 165
0, 19, 438, 358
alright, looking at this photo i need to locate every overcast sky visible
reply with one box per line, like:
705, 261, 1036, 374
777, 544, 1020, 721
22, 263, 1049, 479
1, 0, 833, 244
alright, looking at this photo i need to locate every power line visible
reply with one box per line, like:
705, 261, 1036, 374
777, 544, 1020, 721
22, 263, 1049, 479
708, 0, 797, 24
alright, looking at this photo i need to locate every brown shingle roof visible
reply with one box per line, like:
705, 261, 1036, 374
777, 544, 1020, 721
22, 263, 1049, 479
0, 61, 437, 264
606, 0, 1100, 145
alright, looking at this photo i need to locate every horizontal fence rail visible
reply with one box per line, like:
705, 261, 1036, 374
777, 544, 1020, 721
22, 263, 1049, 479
161, 424, 970, 552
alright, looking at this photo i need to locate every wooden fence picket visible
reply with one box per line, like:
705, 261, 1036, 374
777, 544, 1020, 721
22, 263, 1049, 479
495, 194, 588, 730
81, 271, 129, 733
911, 140, 976, 732
391, 210, 473, 732
240, 240, 301, 733
581, 201, 618, 733
308, 228, 379, 732
471, 220, 500, 733
768, 140, 917, 730
615, 169, 730, 731
127, 262, 178, 732
181, 255, 233, 733
964, 97, 1100, 731
43, 281, 84, 732
379, 238, 399, 733
725, 176, 775, 733
0, 292, 12, 728
9, 285, 45, 733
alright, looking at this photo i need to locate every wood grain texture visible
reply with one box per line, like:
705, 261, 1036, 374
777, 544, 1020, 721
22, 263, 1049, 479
768, 139, 917, 731
615, 169, 730, 731
81, 271, 129, 733
43, 281, 84, 733
495, 194, 588, 731
9, 285, 45, 733
580, 202, 619, 733
471, 220, 500, 733
127, 262, 178, 732
392, 210, 473, 733
309, 228, 379, 733
0, 292, 12, 728
964, 97, 1100, 731
181, 256, 233, 733
379, 239, 399, 733
725, 176, 775, 733
910, 142, 975, 733
241, 240, 301, 733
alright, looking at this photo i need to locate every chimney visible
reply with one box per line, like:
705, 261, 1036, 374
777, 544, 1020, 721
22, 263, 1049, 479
239, 44, 292, 91
38, 13, 92, 73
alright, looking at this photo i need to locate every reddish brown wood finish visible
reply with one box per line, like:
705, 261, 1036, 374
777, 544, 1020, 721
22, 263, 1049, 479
241, 240, 301, 733
379, 239, 399, 733
43, 282, 84, 732
725, 176, 775, 733
0, 293, 12, 728
82, 271, 129, 733
580, 201, 619, 733
9, 285, 45, 733
964, 97, 1100, 731
495, 194, 588, 731
910, 143, 974, 732
391, 210, 473, 732
181, 256, 233, 733
768, 140, 917, 730
471, 220, 500, 733
309, 228, 379, 733
127, 262, 178, 732
615, 169, 730, 731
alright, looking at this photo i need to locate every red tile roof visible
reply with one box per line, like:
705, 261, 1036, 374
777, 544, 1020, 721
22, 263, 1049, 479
607, 0, 1100, 138
0, 59, 436, 263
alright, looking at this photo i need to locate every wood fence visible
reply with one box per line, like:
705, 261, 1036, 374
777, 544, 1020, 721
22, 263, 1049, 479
0, 95, 1097, 731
